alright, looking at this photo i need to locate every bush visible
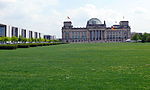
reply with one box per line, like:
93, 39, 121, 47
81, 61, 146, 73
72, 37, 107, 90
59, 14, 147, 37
0, 42, 66, 50
17, 44, 30, 48
28, 43, 38, 47
0, 45, 17, 50
37, 43, 43, 46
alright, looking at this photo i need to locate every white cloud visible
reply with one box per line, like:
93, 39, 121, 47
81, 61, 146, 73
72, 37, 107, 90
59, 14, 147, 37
0, 0, 16, 3
133, 7, 148, 14
63, 4, 124, 27
0, 0, 60, 36
0, 0, 150, 38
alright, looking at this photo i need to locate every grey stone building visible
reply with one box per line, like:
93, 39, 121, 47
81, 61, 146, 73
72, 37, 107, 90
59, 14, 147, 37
62, 18, 131, 43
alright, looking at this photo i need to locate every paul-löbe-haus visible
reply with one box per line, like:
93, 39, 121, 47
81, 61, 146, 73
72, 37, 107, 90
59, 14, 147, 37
0, 24, 44, 39
0, 23, 53, 40
62, 18, 131, 43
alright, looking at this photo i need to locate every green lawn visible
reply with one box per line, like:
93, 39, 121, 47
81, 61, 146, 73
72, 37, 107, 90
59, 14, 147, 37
0, 43, 150, 90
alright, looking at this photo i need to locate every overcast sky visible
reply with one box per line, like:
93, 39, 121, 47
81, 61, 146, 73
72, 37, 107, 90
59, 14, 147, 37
0, 0, 150, 38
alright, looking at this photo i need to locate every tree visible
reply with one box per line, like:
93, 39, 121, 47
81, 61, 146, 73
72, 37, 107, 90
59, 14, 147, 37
45, 39, 50, 42
54, 40, 60, 42
41, 38, 46, 42
131, 33, 141, 42
31, 38, 35, 43
146, 36, 150, 42
34, 38, 38, 42
3, 37, 11, 44
27, 38, 32, 43
18, 36, 24, 42
22, 38, 27, 43
141, 33, 150, 43
11, 36, 18, 44
37, 38, 42, 42
0, 37, 2, 43
0, 37, 5, 44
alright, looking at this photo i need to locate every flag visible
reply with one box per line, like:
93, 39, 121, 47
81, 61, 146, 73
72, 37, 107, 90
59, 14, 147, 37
123, 16, 125, 19
67, 16, 70, 19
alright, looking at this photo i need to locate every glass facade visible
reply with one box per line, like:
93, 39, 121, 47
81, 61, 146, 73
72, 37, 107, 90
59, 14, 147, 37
21, 29, 26, 38
39, 33, 41, 38
35, 32, 38, 38
29, 31, 33, 38
12, 27, 18, 37
0, 25, 6, 37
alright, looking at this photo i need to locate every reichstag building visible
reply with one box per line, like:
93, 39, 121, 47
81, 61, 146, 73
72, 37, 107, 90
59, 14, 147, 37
62, 18, 131, 43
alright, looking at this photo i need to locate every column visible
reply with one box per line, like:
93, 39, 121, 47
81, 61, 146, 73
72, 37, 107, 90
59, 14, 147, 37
95, 30, 97, 41
95, 30, 96, 41
99, 30, 101, 40
97, 30, 98, 40
101, 30, 103, 40
92, 31, 94, 41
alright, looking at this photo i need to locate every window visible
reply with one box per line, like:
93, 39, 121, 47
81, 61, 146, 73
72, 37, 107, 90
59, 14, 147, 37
22, 29, 26, 38
12, 27, 18, 37
29, 31, 33, 38
78, 32, 80, 39
72, 32, 74, 39
65, 32, 69, 39
82, 32, 87, 40
0, 26, 6, 37
35, 32, 38, 39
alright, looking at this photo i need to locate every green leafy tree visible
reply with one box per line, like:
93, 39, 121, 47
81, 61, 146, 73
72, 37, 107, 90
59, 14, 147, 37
31, 38, 35, 42
54, 40, 60, 42
141, 33, 149, 43
22, 38, 27, 43
18, 36, 24, 42
37, 38, 42, 42
0, 37, 4, 44
41, 38, 46, 42
3, 37, 11, 44
0, 37, 2, 43
45, 39, 50, 42
27, 38, 32, 43
34, 38, 38, 42
146, 36, 150, 42
11, 36, 18, 44
131, 33, 141, 42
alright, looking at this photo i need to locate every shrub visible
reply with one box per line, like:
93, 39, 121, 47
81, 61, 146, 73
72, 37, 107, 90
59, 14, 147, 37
0, 42, 66, 50
37, 43, 43, 46
28, 43, 38, 47
0, 45, 17, 50
17, 44, 30, 48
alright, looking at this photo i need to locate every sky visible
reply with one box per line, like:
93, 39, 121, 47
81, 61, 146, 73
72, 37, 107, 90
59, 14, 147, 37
0, 0, 150, 38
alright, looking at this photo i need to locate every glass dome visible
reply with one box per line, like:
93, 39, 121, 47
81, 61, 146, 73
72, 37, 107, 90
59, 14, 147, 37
87, 18, 102, 25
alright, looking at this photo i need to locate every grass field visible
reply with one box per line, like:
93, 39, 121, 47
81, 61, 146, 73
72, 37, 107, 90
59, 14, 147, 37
0, 43, 150, 90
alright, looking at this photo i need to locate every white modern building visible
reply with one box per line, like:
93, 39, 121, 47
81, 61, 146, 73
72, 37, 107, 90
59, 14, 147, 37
0, 23, 50, 39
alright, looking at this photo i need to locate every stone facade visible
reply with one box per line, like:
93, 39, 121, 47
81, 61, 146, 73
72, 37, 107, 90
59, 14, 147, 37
62, 18, 131, 43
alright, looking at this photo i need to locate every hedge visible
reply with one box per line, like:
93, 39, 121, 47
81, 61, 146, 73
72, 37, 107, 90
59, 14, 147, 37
17, 44, 30, 48
0, 42, 67, 50
0, 45, 17, 50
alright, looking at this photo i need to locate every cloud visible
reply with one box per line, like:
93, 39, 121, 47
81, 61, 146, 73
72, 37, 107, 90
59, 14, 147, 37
0, 0, 60, 35
0, 0, 16, 3
0, 0, 16, 8
1, 0, 150, 38
133, 7, 148, 14
63, 4, 123, 27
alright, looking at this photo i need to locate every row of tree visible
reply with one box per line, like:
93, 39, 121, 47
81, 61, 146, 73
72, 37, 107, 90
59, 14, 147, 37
131, 33, 150, 42
0, 36, 60, 44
